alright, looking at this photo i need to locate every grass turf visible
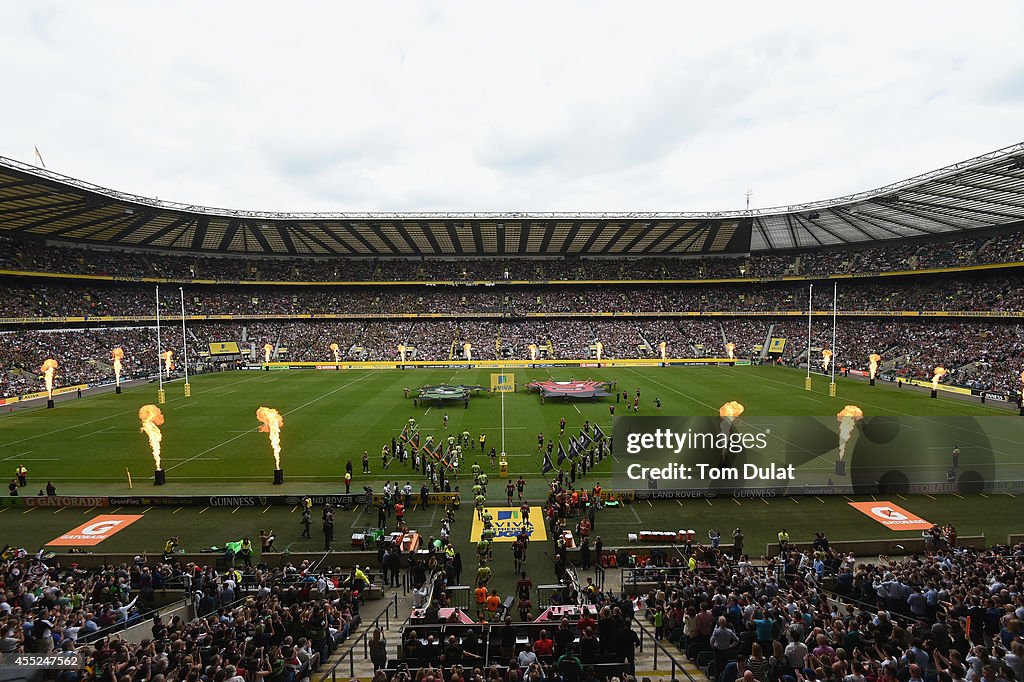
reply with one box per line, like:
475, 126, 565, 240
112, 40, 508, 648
0, 365, 1009, 494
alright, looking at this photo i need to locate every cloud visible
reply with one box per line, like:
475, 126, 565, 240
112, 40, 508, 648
1, 1, 1022, 214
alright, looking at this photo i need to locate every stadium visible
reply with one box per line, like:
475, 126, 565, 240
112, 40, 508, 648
3, 141, 1024, 680
3, 7, 1024, 682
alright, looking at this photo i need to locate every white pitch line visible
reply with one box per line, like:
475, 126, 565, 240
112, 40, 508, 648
165, 371, 379, 472
0, 452, 33, 462
572, 404, 581, 414
622, 368, 718, 411
76, 426, 113, 439
0, 373, 271, 448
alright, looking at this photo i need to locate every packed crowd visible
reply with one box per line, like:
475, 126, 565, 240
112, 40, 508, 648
4, 228, 1024, 283
0, 546, 372, 682
3, 318, 1023, 399
638, 528, 1024, 682
4, 272, 1024, 320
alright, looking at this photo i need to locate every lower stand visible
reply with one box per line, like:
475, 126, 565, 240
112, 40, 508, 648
273, 469, 284, 485
154, 469, 166, 486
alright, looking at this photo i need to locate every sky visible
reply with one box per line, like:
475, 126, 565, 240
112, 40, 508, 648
2, 1, 1023, 215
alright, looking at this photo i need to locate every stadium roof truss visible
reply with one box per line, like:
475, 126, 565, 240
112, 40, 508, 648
0, 142, 1023, 256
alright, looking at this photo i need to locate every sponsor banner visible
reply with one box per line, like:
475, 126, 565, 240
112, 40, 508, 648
768, 338, 787, 353
315, 365, 341, 370
100, 493, 461, 507
0, 396, 19, 405
848, 501, 933, 531
25, 496, 109, 508
208, 341, 241, 355
490, 373, 515, 393
372, 492, 459, 506
907, 379, 974, 395
49, 515, 144, 546
282, 493, 365, 506
19, 384, 89, 402
848, 369, 870, 378
107, 496, 200, 507
470, 506, 547, 542
973, 390, 1013, 403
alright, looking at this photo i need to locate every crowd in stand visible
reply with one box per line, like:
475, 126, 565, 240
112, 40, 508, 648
4, 229, 1024, 283
3, 318, 1023, 399
5, 272, 1024, 321
639, 529, 1024, 682
0, 545, 373, 682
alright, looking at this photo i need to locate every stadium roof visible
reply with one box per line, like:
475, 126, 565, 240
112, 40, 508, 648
1, 142, 1023, 256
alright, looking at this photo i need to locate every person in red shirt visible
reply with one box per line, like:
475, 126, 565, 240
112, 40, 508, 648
394, 502, 405, 528
533, 630, 554, 658
577, 610, 596, 633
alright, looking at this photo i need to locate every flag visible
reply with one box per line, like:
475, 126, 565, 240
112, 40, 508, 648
34, 145, 46, 169
579, 428, 593, 448
542, 450, 554, 474
412, 432, 420, 450
557, 441, 567, 465
594, 423, 606, 441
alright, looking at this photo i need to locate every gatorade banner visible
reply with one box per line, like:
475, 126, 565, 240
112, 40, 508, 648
48, 515, 144, 546
848, 501, 933, 531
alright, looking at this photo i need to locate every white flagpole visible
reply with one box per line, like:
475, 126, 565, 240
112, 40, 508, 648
805, 284, 813, 391
830, 282, 838, 396
180, 287, 191, 397
156, 285, 165, 403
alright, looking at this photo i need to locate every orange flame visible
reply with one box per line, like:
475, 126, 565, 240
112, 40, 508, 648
329, 342, 340, 363
725, 342, 735, 360
138, 404, 165, 470
836, 405, 864, 462
256, 406, 284, 469
111, 348, 124, 385
659, 341, 667, 360
594, 341, 603, 360
263, 343, 273, 363
528, 343, 538, 361
932, 366, 948, 390
40, 358, 58, 397
868, 353, 881, 380
161, 350, 174, 372
398, 344, 407, 361
719, 401, 744, 418
821, 349, 833, 370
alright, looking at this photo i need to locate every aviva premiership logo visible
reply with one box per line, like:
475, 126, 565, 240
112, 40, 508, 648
471, 506, 547, 542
